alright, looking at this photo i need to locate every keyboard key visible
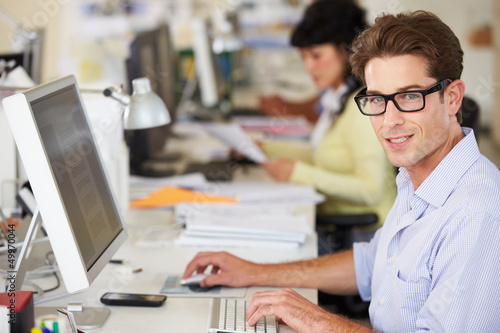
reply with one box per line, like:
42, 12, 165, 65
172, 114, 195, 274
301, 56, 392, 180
219, 299, 226, 329
256, 317, 266, 333
226, 299, 236, 330
209, 298, 277, 333
236, 300, 245, 331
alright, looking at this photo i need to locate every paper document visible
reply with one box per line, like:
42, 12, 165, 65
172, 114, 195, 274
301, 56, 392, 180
135, 225, 183, 247
129, 173, 208, 188
130, 186, 237, 209
175, 232, 304, 249
202, 123, 268, 163
216, 182, 325, 204
129, 173, 209, 200
175, 202, 297, 224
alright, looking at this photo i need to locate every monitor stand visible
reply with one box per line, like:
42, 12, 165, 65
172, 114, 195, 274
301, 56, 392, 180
6, 208, 111, 329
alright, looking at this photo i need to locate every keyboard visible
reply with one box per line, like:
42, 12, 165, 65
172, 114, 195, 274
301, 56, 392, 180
207, 298, 277, 333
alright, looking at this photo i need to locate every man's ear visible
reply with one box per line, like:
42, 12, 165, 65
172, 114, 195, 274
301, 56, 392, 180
446, 79, 465, 117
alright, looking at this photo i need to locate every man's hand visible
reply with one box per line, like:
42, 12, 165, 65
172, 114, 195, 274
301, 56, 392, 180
260, 158, 295, 182
182, 251, 261, 288
246, 289, 371, 333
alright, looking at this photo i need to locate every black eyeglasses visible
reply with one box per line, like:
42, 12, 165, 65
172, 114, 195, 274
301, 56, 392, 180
354, 79, 452, 116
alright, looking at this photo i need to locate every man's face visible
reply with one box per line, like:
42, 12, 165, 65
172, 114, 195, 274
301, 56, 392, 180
364, 55, 457, 175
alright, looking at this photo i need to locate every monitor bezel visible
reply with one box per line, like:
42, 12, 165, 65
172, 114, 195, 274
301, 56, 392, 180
2, 75, 127, 293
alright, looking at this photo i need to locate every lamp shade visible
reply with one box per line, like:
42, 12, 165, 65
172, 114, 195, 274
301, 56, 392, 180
124, 77, 171, 130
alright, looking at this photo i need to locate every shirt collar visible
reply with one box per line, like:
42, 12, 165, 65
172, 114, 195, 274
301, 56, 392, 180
401, 127, 480, 208
319, 84, 349, 113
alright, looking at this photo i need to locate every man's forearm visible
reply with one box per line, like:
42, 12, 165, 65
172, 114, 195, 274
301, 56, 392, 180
249, 250, 358, 295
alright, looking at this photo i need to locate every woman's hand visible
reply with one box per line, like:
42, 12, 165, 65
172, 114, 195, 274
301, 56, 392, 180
260, 158, 295, 182
259, 95, 288, 117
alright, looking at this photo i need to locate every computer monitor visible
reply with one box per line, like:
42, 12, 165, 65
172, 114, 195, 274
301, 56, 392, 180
2, 75, 128, 294
191, 18, 227, 109
125, 24, 179, 176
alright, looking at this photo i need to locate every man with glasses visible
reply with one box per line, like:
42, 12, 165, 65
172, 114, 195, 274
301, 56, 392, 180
183, 11, 500, 332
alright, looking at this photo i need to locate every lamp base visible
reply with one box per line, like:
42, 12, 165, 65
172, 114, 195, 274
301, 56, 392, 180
134, 160, 177, 178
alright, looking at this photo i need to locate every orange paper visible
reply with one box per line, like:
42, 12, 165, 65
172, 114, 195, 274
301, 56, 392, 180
130, 186, 237, 209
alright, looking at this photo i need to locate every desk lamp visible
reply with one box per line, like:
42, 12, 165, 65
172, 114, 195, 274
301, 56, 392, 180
103, 77, 171, 130
0, 75, 170, 234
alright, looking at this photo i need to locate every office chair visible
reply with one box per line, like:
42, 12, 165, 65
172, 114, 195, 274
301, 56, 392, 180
316, 213, 379, 318
317, 213, 378, 255
461, 96, 480, 136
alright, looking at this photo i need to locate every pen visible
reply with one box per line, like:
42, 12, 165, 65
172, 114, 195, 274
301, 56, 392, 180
110, 259, 128, 264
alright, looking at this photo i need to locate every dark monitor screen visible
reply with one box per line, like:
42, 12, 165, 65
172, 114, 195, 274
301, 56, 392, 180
125, 24, 178, 175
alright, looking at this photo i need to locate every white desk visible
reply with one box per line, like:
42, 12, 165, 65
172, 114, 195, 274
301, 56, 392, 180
34, 166, 318, 332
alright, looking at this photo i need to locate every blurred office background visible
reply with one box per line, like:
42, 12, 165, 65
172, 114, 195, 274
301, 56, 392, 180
1, 0, 499, 164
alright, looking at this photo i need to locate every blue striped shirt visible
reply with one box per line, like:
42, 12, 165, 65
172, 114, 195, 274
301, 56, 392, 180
353, 128, 500, 332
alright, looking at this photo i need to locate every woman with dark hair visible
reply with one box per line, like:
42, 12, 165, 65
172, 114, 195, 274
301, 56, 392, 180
260, 0, 366, 123
259, 0, 396, 226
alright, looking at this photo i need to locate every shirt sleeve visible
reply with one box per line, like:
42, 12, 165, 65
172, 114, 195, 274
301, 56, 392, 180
353, 228, 382, 301
262, 140, 313, 164
416, 213, 500, 332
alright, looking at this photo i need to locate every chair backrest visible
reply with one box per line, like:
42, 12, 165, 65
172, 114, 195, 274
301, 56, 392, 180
461, 96, 480, 134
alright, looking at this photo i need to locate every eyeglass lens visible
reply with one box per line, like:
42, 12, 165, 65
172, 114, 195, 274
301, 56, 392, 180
358, 92, 425, 115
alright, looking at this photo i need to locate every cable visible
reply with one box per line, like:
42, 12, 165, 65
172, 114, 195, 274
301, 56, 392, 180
40, 251, 60, 293
0, 251, 61, 295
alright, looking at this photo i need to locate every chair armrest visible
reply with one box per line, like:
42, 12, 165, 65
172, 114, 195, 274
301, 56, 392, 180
316, 213, 378, 228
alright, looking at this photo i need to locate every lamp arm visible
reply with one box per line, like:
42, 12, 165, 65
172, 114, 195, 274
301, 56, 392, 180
0, 85, 105, 94
103, 87, 130, 105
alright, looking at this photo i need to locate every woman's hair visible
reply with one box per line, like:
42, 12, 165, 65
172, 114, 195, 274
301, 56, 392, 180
291, 0, 367, 49
349, 11, 464, 121
291, 0, 367, 108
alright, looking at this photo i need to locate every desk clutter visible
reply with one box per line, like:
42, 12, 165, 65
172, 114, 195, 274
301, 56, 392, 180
132, 181, 323, 248
130, 179, 324, 208
0, 291, 34, 333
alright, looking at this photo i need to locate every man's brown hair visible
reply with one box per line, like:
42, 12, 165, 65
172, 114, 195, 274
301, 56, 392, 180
349, 11, 464, 122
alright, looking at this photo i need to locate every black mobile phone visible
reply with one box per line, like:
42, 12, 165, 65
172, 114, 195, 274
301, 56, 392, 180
100, 292, 167, 307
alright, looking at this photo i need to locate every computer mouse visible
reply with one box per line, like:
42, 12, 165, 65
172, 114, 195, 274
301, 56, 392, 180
180, 273, 211, 286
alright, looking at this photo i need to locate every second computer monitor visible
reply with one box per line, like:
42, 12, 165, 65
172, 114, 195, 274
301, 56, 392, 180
191, 18, 228, 109
125, 24, 179, 175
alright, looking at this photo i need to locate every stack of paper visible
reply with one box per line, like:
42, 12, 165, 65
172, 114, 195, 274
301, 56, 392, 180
174, 203, 313, 248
